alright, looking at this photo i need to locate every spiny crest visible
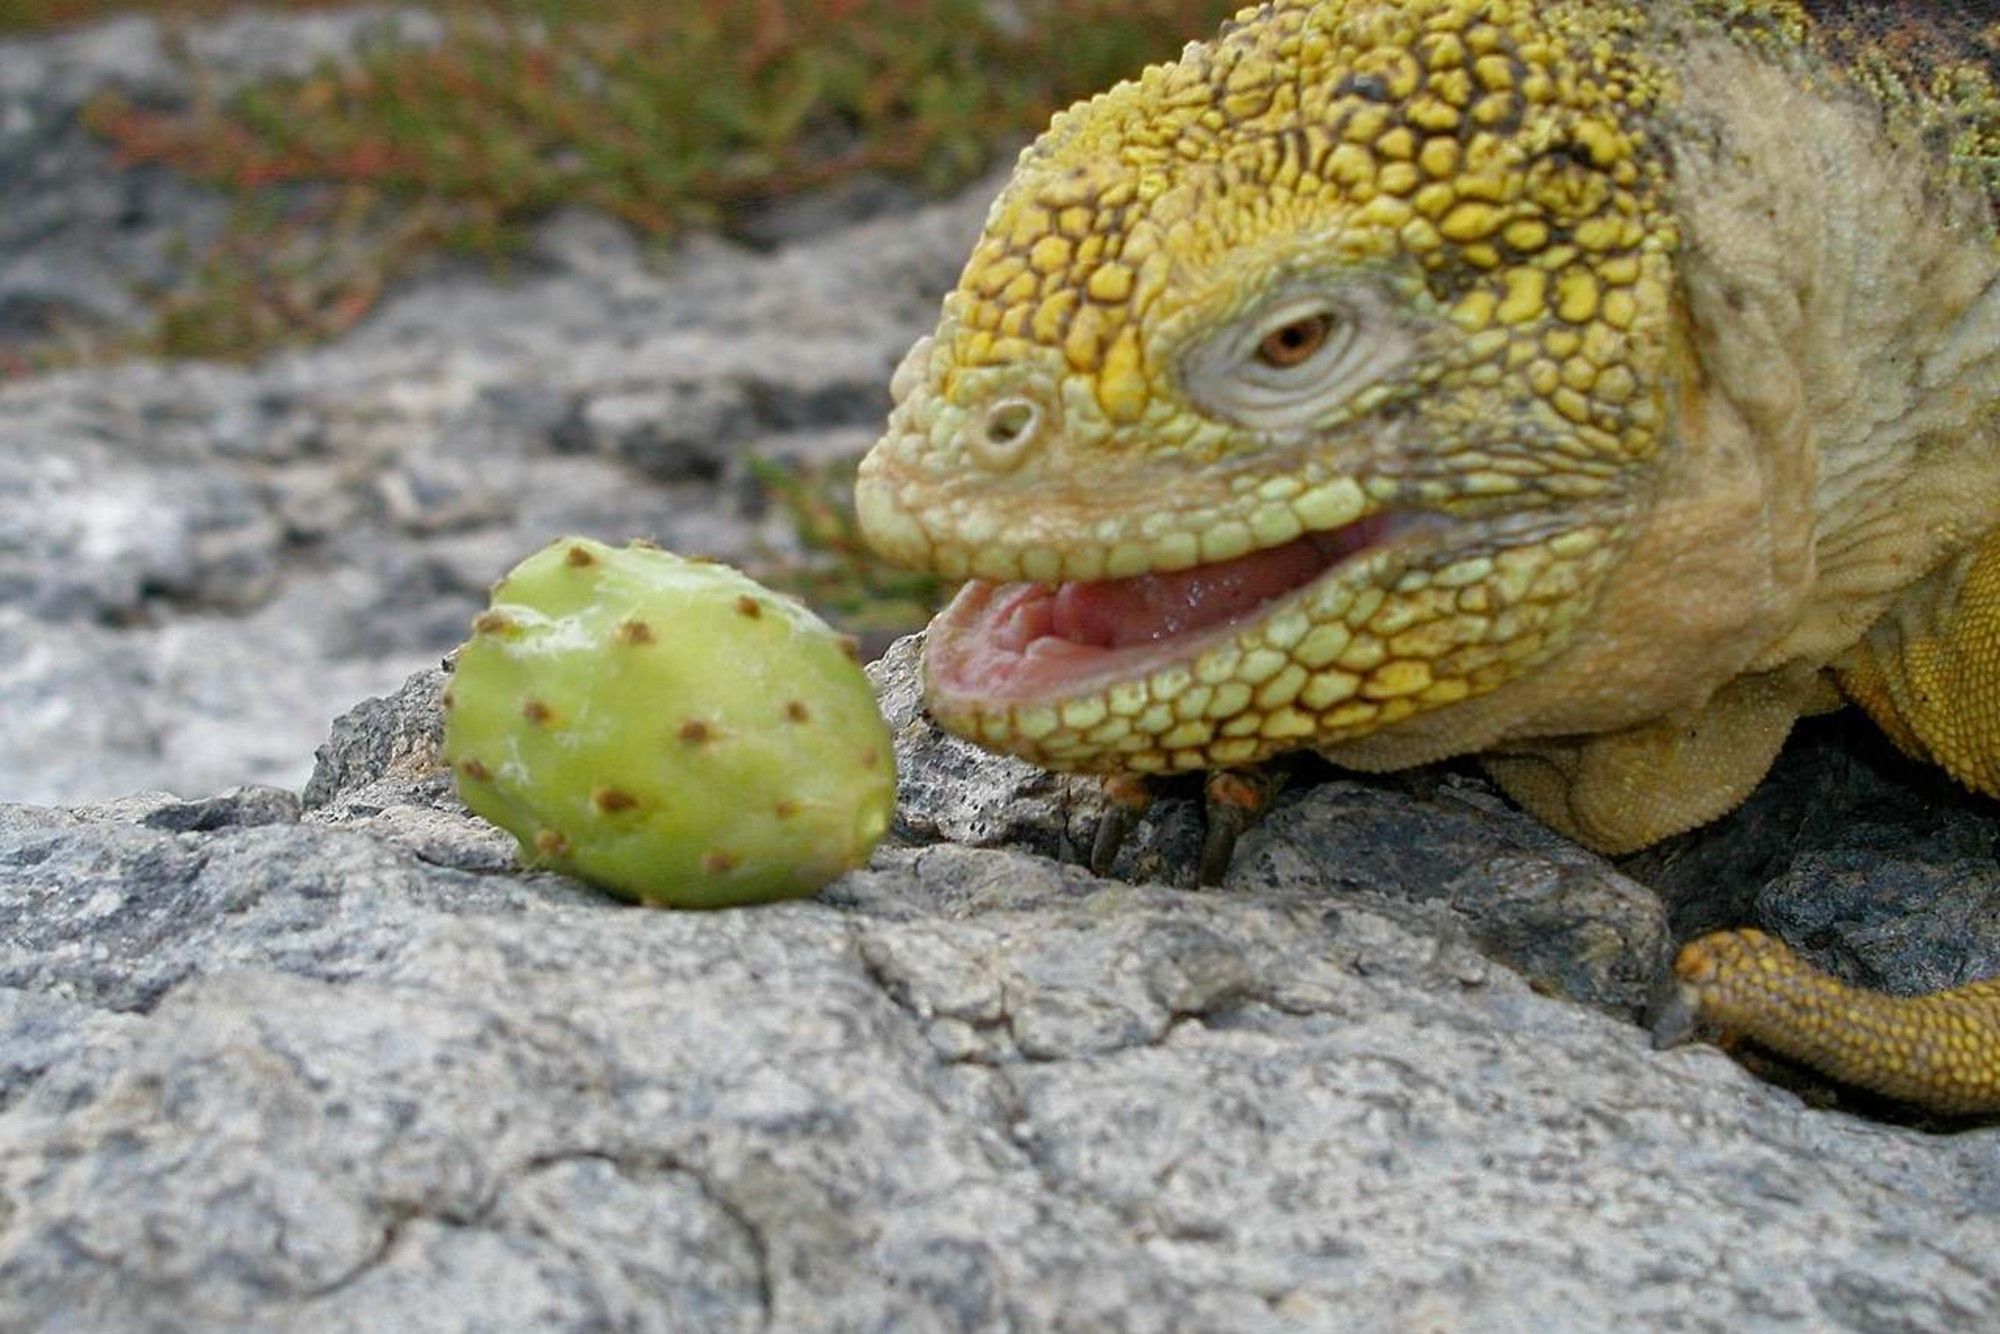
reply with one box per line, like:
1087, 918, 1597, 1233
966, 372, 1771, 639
1693, 0, 2000, 224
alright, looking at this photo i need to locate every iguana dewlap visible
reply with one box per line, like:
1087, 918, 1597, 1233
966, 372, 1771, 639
855, 0, 2000, 1113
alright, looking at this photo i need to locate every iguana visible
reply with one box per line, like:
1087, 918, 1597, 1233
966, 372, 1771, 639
854, 0, 2000, 1114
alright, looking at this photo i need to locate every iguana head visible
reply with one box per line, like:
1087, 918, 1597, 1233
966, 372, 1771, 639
857, 0, 1680, 776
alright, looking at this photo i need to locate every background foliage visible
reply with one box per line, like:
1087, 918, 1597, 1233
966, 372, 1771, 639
10, 0, 1238, 358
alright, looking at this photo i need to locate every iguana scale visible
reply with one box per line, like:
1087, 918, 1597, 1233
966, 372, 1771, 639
856, 0, 2000, 1113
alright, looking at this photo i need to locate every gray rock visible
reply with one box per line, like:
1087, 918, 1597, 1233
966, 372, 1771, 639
303, 664, 449, 812
721, 170, 927, 251
1231, 773, 1670, 1015
0, 8, 440, 343
0, 588, 445, 806
125, 784, 301, 832
2, 663, 2000, 1330
876, 632, 1669, 1016
302, 664, 520, 875
1627, 714, 2000, 1000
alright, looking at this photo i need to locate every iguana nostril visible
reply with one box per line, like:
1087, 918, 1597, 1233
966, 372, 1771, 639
972, 398, 1041, 470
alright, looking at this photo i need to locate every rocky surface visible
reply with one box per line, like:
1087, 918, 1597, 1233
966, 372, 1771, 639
0, 7, 990, 804
1621, 718, 2000, 1070
2, 650, 1999, 1331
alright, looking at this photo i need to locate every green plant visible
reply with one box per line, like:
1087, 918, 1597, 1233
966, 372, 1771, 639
70, 0, 1240, 359
0, 0, 334, 31
746, 453, 948, 643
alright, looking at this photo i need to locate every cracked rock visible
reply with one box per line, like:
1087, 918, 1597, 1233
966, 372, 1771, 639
7, 658, 2000, 1327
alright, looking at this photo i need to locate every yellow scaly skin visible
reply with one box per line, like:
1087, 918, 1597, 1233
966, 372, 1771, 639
856, 0, 2000, 1112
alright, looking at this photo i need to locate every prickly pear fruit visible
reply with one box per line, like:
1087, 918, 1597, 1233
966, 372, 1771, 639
442, 536, 895, 908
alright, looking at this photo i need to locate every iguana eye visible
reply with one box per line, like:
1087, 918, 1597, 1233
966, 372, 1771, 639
1181, 284, 1412, 432
1255, 314, 1333, 368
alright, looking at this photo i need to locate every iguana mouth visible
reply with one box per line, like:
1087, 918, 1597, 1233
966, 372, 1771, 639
928, 510, 1405, 704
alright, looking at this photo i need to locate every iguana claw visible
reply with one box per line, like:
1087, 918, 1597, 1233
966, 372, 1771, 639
1085, 767, 1285, 884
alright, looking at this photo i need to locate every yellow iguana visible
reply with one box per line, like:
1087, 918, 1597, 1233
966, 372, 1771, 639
855, 0, 2000, 1114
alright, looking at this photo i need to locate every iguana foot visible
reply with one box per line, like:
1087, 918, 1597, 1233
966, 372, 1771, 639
1085, 767, 1285, 884
1088, 773, 1155, 877
1196, 767, 1284, 886
1654, 928, 2000, 1116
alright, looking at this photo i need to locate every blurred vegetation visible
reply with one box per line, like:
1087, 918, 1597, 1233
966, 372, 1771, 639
0, 0, 329, 25
5, 0, 1237, 630
747, 453, 950, 650
38, 0, 1240, 359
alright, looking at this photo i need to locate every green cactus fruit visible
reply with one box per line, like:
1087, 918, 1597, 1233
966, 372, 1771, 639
442, 536, 895, 908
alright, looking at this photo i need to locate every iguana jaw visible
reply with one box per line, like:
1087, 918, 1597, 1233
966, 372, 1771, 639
926, 510, 1406, 708
905, 485, 1618, 776
861, 360, 1632, 777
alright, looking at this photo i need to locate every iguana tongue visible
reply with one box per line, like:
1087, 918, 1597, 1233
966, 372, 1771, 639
1046, 533, 1335, 647
930, 515, 1394, 704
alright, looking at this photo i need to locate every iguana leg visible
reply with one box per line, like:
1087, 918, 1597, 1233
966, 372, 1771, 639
1658, 930, 2000, 1115
1836, 531, 2000, 795
1665, 533, 2000, 1115
1480, 667, 1820, 854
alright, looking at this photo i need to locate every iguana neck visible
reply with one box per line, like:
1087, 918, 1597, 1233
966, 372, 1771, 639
1327, 19, 2000, 772
1667, 28, 2000, 674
